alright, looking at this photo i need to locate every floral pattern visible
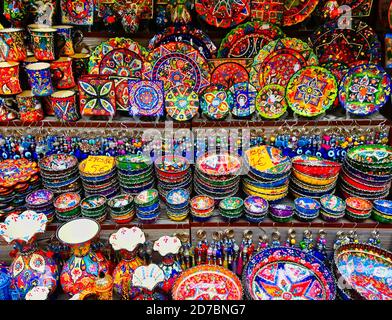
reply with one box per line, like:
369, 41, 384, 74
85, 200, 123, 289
256, 84, 287, 119
61, 0, 94, 25
200, 88, 233, 120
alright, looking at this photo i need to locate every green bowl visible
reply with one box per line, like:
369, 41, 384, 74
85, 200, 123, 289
116, 155, 151, 171
134, 189, 159, 207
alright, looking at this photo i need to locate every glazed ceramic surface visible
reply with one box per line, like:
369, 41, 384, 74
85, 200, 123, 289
196, 153, 242, 176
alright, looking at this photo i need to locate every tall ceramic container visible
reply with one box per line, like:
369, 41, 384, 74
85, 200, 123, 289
0, 61, 22, 95
0, 211, 59, 300
50, 57, 76, 89
0, 28, 27, 62
25, 62, 54, 96
57, 218, 110, 296
29, 27, 57, 61
109, 227, 145, 299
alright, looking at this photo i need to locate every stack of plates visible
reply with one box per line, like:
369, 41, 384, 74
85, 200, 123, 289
26, 189, 55, 223
135, 189, 160, 223
79, 156, 119, 198
108, 194, 135, 224
291, 155, 341, 199
269, 204, 294, 223
195, 153, 242, 201
80, 195, 107, 223
0, 159, 40, 216
54, 192, 81, 222
244, 196, 268, 223
372, 200, 392, 223
345, 197, 372, 222
319, 194, 346, 222
294, 197, 320, 221
166, 188, 190, 221
190, 195, 214, 222
243, 146, 291, 203
340, 145, 392, 200
154, 155, 192, 202
219, 197, 244, 221
116, 155, 155, 195
39, 154, 82, 195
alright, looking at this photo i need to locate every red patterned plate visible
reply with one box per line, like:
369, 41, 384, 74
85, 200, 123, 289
283, 0, 318, 26
209, 59, 250, 89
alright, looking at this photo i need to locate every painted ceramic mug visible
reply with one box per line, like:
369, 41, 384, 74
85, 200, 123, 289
0, 96, 18, 121
53, 25, 75, 56
0, 61, 22, 95
50, 57, 76, 89
29, 27, 57, 61
71, 53, 90, 82
50, 90, 80, 122
25, 62, 54, 96
16, 90, 45, 122
0, 28, 27, 62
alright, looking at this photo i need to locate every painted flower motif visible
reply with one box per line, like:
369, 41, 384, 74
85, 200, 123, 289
79, 80, 116, 116
349, 75, 378, 103
297, 78, 322, 104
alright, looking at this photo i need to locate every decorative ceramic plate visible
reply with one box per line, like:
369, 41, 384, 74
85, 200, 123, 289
145, 42, 210, 93
286, 66, 338, 117
321, 61, 349, 107
244, 196, 268, 213
256, 84, 287, 119
210, 59, 250, 89
172, 265, 243, 300
283, 0, 318, 26
89, 38, 148, 77
218, 21, 285, 58
229, 82, 256, 117
308, 19, 382, 66
196, 153, 242, 176
244, 247, 336, 300
334, 243, 392, 300
200, 87, 233, 120
339, 64, 391, 116
347, 144, 392, 166
195, 0, 250, 28
0, 159, 39, 188
250, 37, 318, 90
61, 0, 94, 25
39, 154, 77, 173
165, 86, 199, 121
250, 0, 284, 23
129, 80, 165, 117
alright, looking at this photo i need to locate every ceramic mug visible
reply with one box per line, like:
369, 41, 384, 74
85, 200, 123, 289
71, 53, 90, 82
0, 28, 27, 62
50, 57, 76, 89
0, 96, 18, 121
29, 27, 57, 61
25, 62, 54, 96
0, 61, 22, 95
16, 90, 45, 122
42, 96, 55, 116
53, 25, 75, 56
50, 90, 80, 122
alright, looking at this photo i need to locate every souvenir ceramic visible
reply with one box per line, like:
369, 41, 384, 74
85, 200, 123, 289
282, 0, 318, 26
135, 189, 160, 223
339, 64, 391, 116
250, 0, 284, 23
108, 194, 135, 224
109, 76, 133, 112
57, 218, 110, 296
145, 42, 210, 94
129, 80, 164, 117
219, 197, 244, 220
172, 265, 243, 300
229, 82, 256, 118
334, 243, 392, 300
190, 195, 215, 221
373, 200, 392, 215
243, 246, 336, 300
25, 286, 50, 300
292, 155, 341, 178
25, 62, 54, 97
0, 96, 18, 121
60, 0, 94, 25
269, 204, 294, 222
29, 28, 57, 61
80, 195, 107, 222
321, 61, 349, 108
50, 90, 80, 122
197, 153, 242, 177
250, 37, 318, 90
166, 189, 190, 221
255, 84, 287, 119
50, 57, 76, 89
131, 264, 166, 300
0, 62, 22, 95
165, 86, 199, 121
0, 211, 59, 300
200, 87, 233, 120
53, 25, 75, 56
286, 66, 337, 117
16, 91, 44, 122
217, 21, 284, 59
209, 59, 250, 89
71, 53, 90, 81
3, 0, 28, 25
0, 28, 27, 62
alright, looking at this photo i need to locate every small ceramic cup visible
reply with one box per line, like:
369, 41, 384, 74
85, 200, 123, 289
53, 25, 75, 57
29, 27, 57, 61
16, 90, 44, 122
25, 62, 54, 96
50, 57, 76, 89
71, 53, 90, 82
0, 28, 27, 62
0, 96, 18, 121
50, 90, 80, 122
0, 61, 22, 95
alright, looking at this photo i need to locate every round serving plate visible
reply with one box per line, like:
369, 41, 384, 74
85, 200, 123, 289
165, 85, 199, 121
255, 84, 287, 119
200, 86, 233, 120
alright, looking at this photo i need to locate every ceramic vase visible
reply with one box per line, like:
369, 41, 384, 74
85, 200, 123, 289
25, 62, 54, 97
50, 90, 80, 122
0, 61, 22, 95
131, 264, 167, 300
50, 57, 76, 89
0, 211, 59, 300
0, 28, 27, 62
57, 218, 110, 296
29, 27, 57, 61
16, 90, 44, 122
109, 227, 145, 299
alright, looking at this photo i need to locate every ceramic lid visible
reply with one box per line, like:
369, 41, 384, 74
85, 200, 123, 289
153, 235, 182, 256
132, 264, 165, 291
109, 227, 145, 252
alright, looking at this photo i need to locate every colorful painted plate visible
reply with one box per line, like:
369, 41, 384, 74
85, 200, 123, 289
200, 87, 233, 120
172, 265, 243, 300
250, 37, 318, 90
244, 196, 268, 213
286, 66, 338, 117
229, 82, 256, 117
128, 80, 165, 117
0, 159, 39, 188
196, 153, 242, 176
165, 86, 199, 121
145, 42, 210, 94
39, 154, 77, 173
256, 84, 287, 119
209, 59, 250, 89
347, 144, 392, 167
283, 0, 318, 26
218, 21, 285, 58
321, 61, 349, 108
339, 64, 391, 116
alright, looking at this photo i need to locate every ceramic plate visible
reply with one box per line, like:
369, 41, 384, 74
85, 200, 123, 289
209, 59, 250, 89
283, 0, 318, 26
229, 82, 256, 117
0, 159, 39, 188
200, 87, 233, 120
128, 80, 165, 117
165, 85, 199, 121
256, 84, 287, 119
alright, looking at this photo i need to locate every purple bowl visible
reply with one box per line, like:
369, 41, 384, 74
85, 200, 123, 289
26, 189, 54, 208
269, 204, 294, 222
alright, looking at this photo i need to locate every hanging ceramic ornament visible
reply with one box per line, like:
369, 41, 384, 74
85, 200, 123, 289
282, 0, 318, 26
60, 0, 94, 25
165, 85, 199, 121
229, 82, 256, 118
256, 84, 287, 119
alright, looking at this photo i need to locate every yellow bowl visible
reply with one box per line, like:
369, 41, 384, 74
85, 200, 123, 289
292, 168, 338, 186
243, 182, 288, 195
243, 187, 288, 201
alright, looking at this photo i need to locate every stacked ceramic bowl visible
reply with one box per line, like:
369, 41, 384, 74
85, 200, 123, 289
340, 144, 392, 200
219, 197, 244, 221
116, 155, 155, 195
244, 196, 268, 223
319, 194, 346, 222
269, 204, 294, 223
190, 195, 215, 222
154, 155, 192, 202
291, 155, 341, 199
80, 195, 107, 223
166, 188, 190, 221
108, 194, 135, 224
54, 192, 81, 222
243, 146, 291, 203
372, 200, 392, 223
79, 156, 119, 198
26, 189, 55, 222
294, 197, 320, 221
135, 189, 160, 223
345, 197, 372, 222
39, 154, 82, 195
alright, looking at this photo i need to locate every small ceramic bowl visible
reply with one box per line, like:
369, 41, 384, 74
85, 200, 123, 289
166, 188, 190, 209
294, 197, 320, 216
372, 208, 392, 223
54, 192, 81, 213
346, 197, 372, 211
26, 189, 54, 207
269, 204, 294, 222
108, 194, 134, 213
320, 209, 345, 222
373, 200, 392, 215
134, 189, 159, 207
81, 195, 107, 212
320, 194, 346, 214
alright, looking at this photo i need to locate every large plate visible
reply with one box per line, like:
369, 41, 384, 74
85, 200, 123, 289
196, 153, 242, 176
128, 80, 165, 117
165, 86, 199, 121
243, 247, 336, 300
283, 0, 318, 26
346, 144, 392, 167
209, 59, 250, 89
255, 84, 287, 119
